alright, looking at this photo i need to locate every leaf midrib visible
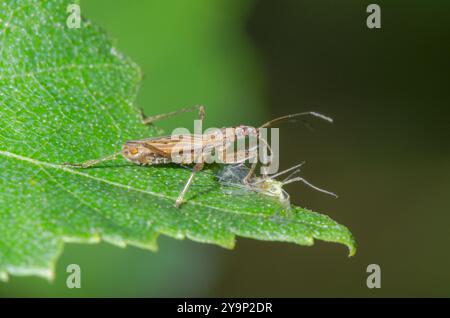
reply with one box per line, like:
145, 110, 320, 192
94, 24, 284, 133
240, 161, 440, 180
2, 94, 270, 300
0, 150, 271, 217
0, 62, 129, 81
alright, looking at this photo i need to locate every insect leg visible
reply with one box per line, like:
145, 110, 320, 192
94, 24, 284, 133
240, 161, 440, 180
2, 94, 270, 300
243, 162, 257, 184
175, 139, 209, 208
172, 105, 207, 207
243, 110, 332, 182
242, 132, 275, 183
140, 104, 205, 125
61, 152, 121, 169
175, 162, 204, 208
242, 138, 269, 183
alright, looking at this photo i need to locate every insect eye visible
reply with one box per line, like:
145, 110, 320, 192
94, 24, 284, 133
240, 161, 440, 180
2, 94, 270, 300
129, 148, 139, 155
269, 186, 279, 193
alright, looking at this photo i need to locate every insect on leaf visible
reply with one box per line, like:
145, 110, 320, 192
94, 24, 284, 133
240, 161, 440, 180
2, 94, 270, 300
0, 0, 356, 281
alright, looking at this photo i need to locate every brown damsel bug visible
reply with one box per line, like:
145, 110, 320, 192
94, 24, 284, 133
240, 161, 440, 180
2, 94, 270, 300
62, 105, 332, 207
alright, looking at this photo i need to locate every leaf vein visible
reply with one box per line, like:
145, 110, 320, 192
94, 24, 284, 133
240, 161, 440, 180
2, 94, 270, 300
0, 149, 331, 230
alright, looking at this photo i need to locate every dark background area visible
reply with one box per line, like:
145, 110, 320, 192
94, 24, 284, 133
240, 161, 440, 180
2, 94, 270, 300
234, 0, 450, 297
1, 0, 449, 297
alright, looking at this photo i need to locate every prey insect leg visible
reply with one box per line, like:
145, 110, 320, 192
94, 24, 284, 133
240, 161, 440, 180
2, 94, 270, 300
140, 104, 205, 125
62, 152, 122, 168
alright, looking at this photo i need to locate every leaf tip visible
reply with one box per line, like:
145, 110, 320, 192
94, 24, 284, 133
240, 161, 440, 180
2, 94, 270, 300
346, 234, 357, 257
348, 244, 357, 257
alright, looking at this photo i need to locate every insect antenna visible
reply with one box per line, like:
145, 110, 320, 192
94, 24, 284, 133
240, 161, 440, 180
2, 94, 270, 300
251, 162, 305, 185
62, 151, 122, 168
244, 112, 332, 183
283, 176, 338, 198
258, 111, 333, 129
281, 168, 301, 183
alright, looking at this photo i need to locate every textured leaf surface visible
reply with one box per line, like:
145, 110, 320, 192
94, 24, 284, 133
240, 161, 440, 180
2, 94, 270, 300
0, 0, 356, 281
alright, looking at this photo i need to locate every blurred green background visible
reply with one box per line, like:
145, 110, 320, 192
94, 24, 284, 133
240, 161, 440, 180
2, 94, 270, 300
1, 0, 450, 297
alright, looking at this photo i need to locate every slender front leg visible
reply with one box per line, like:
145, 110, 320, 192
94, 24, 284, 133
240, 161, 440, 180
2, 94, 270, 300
243, 162, 257, 184
243, 134, 273, 182
175, 162, 204, 208
140, 104, 205, 125
144, 104, 205, 207
62, 152, 121, 169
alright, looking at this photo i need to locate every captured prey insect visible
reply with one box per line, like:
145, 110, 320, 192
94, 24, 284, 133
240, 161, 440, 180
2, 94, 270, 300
218, 162, 338, 209
62, 105, 333, 208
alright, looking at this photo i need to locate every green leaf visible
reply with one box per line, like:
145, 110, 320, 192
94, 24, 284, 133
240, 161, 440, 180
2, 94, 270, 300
0, 0, 356, 281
